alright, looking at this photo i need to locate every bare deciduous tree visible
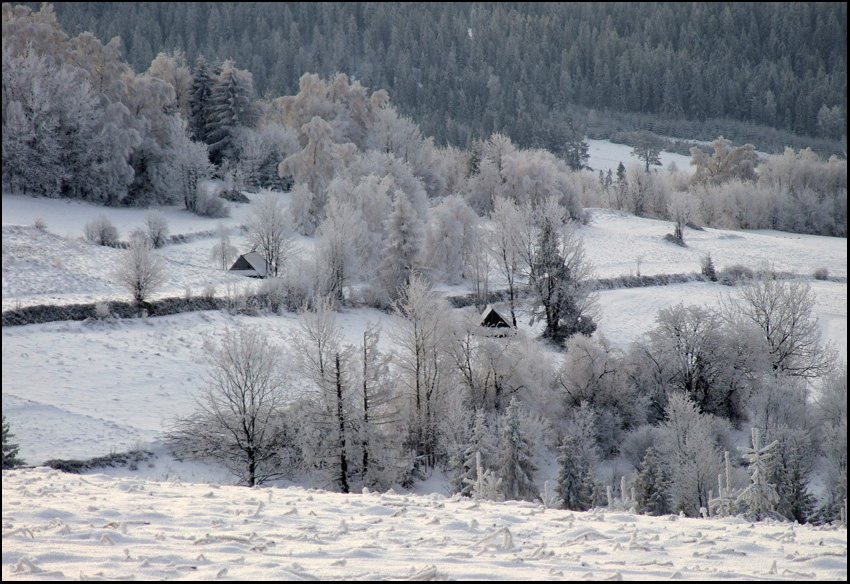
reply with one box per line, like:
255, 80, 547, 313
114, 238, 166, 308
168, 327, 290, 486
727, 277, 836, 380
144, 209, 169, 248
246, 191, 295, 278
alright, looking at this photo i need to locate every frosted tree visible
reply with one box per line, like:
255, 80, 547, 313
353, 323, 400, 489
708, 451, 741, 517
769, 427, 817, 523
144, 209, 169, 248
114, 238, 166, 310
188, 56, 215, 143
205, 60, 259, 166
378, 192, 423, 302
422, 195, 479, 284
234, 124, 298, 191
291, 297, 355, 493
246, 192, 295, 278
210, 222, 238, 270
495, 398, 540, 502
147, 50, 192, 118
689, 136, 758, 185
641, 302, 747, 422
526, 198, 597, 345
556, 403, 601, 511
167, 327, 290, 487
631, 447, 670, 516
630, 131, 662, 173
667, 191, 697, 244
558, 335, 636, 423
452, 409, 495, 497
487, 198, 533, 327
390, 276, 452, 467
314, 198, 367, 306
813, 366, 847, 523
466, 451, 504, 502
84, 215, 120, 247
164, 118, 211, 213
737, 427, 780, 521
728, 277, 836, 380
2, 415, 25, 470
660, 393, 723, 516
278, 115, 338, 206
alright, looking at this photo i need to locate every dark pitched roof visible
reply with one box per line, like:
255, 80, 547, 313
480, 304, 512, 329
228, 251, 268, 278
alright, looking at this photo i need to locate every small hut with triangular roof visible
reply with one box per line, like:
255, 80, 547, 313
228, 251, 268, 278
480, 304, 514, 336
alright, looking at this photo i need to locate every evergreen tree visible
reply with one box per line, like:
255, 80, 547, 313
188, 56, 214, 143
378, 193, 422, 301
495, 398, 539, 502
737, 427, 780, 521
2, 416, 25, 470
631, 447, 670, 516
452, 410, 493, 497
527, 199, 597, 345
556, 403, 600, 511
205, 60, 259, 166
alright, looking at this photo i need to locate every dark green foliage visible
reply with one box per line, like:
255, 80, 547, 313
44, 449, 154, 474
37, 3, 846, 154
2, 416, 25, 469
556, 437, 596, 511
631, 447, 670, 516
700, 254, 717, 282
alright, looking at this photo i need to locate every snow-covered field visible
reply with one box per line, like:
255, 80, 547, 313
2, 150, 847, 580
3, 466, 846, 580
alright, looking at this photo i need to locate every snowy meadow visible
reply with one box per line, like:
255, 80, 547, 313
2, 141, 847, 579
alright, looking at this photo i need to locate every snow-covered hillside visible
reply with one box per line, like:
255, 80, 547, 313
2, 180, 847, 580
2, 467, 846, 580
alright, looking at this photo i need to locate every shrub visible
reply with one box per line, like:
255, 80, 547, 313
718, 264, 754, 285
145, 210, 170, 248
194, 191, 230, 218
813, 267, 830, 281
2, 415, 25, 469
700, 253, 718, 282
33, 217, 47, 231
84, 215, 119, 247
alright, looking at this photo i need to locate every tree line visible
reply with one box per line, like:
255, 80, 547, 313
22, 1, 847, 155
162, 270, 845, 524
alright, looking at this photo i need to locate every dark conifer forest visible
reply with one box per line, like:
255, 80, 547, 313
19, 2, 848, 156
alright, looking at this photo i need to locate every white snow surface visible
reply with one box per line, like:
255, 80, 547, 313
2, 147, 847, 580
3, 466, 846, 581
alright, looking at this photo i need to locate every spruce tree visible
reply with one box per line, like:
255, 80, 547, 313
205, 60, 259, 166
378, 193, 422, 301
737, 427, 781, 520
556, 404, 599, 511
495, 399, 539, 502
632, 447, 670, 516
2, 416, 25, 469
452, 410, 492, 497
188, 56, 214, 144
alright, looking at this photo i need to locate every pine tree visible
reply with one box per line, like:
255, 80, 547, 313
378, 193, 422, 301
188, 56, 214, 143
452, 410, 492, 497
495, 398, 539, 502
737, 427, 780, 521
2, 416, 25, 469
556, 403, 599, 511
632, 447, 670, 516
708, 451, 740, 517
205, 60, 259, 166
